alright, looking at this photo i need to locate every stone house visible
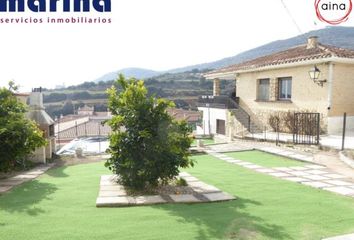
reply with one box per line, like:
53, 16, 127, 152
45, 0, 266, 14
198, 37, 354, 138
15, 88, 56, 163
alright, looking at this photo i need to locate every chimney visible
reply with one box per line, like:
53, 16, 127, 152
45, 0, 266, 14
29, 87, 44, 110
307, 36, 319, 49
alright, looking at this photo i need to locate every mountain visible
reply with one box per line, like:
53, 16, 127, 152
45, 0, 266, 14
94, 68, 161, 82
169, 26, 354, 73
95, 26, 354, 81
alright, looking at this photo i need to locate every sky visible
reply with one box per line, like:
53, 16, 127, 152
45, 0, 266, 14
0, 0, 353, 91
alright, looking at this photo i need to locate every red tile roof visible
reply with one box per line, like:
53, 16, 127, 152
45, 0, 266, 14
167, 108, 202, 122
207, 43, 354, 76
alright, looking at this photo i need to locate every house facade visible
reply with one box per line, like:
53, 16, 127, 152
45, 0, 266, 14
198, 37, 354, 138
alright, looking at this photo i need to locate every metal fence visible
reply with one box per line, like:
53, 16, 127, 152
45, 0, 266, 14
56, 120, 111, 146
244, 112, 353, 150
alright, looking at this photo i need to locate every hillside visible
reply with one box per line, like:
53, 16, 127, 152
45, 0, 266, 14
95, 68, 161, 82
94, 26, 354, 81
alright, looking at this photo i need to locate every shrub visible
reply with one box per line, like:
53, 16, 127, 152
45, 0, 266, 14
175, 178, 188, 187
283, 111, 296, 133
105, 75, 194, 190
0, 82, 46, 172
268, 113, 281, 132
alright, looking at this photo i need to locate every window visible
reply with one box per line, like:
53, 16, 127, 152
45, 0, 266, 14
278, 77, 292, 100
257, 79, 270, 101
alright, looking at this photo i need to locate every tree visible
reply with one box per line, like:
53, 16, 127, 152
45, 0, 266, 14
0, 83, 46, 172
105, 75, 194, 190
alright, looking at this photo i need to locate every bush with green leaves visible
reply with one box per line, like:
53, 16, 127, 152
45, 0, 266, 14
0, 82, 46, 172
105, 75, 194, 190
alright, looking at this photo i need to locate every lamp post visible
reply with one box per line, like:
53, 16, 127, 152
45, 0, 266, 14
309, 65, 326, 87
206, 103, 210, 135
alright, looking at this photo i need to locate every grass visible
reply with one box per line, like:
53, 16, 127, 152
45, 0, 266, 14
225, 150, 306, 168
1, 155, 354, 239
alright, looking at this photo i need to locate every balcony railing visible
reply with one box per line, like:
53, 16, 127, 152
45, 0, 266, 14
197, 95, 239, 109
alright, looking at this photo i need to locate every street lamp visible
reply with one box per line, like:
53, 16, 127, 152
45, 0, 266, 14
309, 65, 326, 87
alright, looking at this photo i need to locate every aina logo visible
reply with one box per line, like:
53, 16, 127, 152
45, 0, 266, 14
0, 0, 111, 12
315, 0, 352, 24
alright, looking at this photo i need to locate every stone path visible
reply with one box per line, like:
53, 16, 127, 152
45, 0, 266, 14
96, 173, 236, 207
205, 149, 354, 198
323, 233, 354, 240
0, 164, 55, 195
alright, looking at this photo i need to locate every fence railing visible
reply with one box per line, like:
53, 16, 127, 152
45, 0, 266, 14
197, 95, 240, 109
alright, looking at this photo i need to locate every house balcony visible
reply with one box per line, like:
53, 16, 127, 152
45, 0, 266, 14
197, 95, 239, 109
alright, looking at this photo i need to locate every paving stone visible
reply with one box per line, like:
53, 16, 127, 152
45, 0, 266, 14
303, 175, 330, 181
290, 154, 308, 159
254, 168, 277, 173
221, 157, 236, 161
135, 195, 166, 205
304, 165, 327, 170
323, 233, 354, 240
26, 170, 45, 175
323, 186, 354, 196
96, 197, 134, 207
324, 174, 346, 179
178, 172, 191, 177
273, 167, 293, 172
0, 179, 26, 186
99, 189, 127, 197
291, 155, 313, 161
325, 180, 354, 186
268, 172, 292, 178
188, 181, 220, 193
35, 166, 52, 172
100, 180, 119, 186
0, 186, 12, 193
278, 151, 296, 156
305, 170, 329, 175
301, 156, 314, 162
227, 160, 242, 164
101, 175, 118, 181
182, 176, 199, 182
243, 164, 263, 169
235, 162, 253, 166
260, 147, 283, 154
100, 185, 125, 191
286, 171, 311, 177
302, 181, 333, 189
288, 166, 310, 171
203, 192, 235, 202
12, 174, 38, 180
282, 177, 310, 183
169, 194, 200, 203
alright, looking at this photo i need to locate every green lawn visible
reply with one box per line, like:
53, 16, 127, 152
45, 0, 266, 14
225, 150, 306, 168
1, 154, 354, 240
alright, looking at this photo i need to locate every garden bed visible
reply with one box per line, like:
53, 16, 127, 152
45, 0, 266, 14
96, 172, 236, 207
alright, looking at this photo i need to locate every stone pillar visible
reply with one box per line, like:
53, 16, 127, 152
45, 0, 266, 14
269, 78, 278, 101
213, 79, 221, 96
30, 147, 46, 164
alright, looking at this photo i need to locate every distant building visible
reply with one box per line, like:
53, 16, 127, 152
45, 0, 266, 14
78, 105, 95, 116
167, 108, 202, 132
